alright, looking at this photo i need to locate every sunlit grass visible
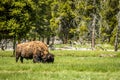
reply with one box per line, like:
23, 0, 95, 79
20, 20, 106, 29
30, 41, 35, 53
0, 50, 120, 80
54, 43, 116, 50
51, 50, 120, 57
0, 71, 120, 80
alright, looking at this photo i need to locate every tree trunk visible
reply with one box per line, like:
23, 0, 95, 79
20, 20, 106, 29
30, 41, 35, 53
91, 0, 96, 50
47, 36, 50, 45
42, 37, 45, 43
91, 14, 96, 50
13, 36, 16, 56
114, 27, 119, 51
114, 11, 120, 51
51, 36, 55, 45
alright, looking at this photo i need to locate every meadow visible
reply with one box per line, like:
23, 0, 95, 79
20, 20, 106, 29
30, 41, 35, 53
0, 50, 120, 80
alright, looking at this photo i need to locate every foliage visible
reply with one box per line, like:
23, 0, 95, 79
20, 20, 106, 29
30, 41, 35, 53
0, 0, 33, 40
0, 0, 120, 50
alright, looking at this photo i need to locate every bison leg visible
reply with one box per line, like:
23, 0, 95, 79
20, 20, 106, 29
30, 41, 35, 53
20, 57, 23, 63
33, 55, 41, 63
33, 58, 37, 63
16, 55, 19, 62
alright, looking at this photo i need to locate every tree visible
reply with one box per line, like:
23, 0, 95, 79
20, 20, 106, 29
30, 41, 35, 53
73, 0, 101, 49
99, 0, 119, 51
30, 0, 53, 44
0, 0, 35, 54
114, 11, 120, 51
50, 0, 77, 43
1, 0, 119, 52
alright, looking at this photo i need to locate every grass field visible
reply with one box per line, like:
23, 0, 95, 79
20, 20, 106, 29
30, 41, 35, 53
0, 50, 120, 80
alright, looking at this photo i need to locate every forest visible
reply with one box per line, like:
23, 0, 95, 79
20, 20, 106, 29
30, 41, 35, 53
0, 0, 120, 51
0, 0, 120, 79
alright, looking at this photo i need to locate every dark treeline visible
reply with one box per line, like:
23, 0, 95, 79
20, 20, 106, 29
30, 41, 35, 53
0, 0, 120, 51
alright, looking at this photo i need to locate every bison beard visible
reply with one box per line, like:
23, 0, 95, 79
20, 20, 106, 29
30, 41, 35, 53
15, 41, 54, 63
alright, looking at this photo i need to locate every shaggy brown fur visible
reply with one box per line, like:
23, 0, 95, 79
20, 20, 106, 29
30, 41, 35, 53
16, 41, 51, 63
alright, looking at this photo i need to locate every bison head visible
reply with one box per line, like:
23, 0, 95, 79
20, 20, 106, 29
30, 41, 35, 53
42, 53, 54, 63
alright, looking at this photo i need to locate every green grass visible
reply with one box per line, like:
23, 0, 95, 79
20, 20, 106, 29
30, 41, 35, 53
0, 50, 120, 80
51, 50, 120, 57
54, 43, 116, 50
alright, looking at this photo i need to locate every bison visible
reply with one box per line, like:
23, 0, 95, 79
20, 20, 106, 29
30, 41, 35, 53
15, 41, 54, 63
